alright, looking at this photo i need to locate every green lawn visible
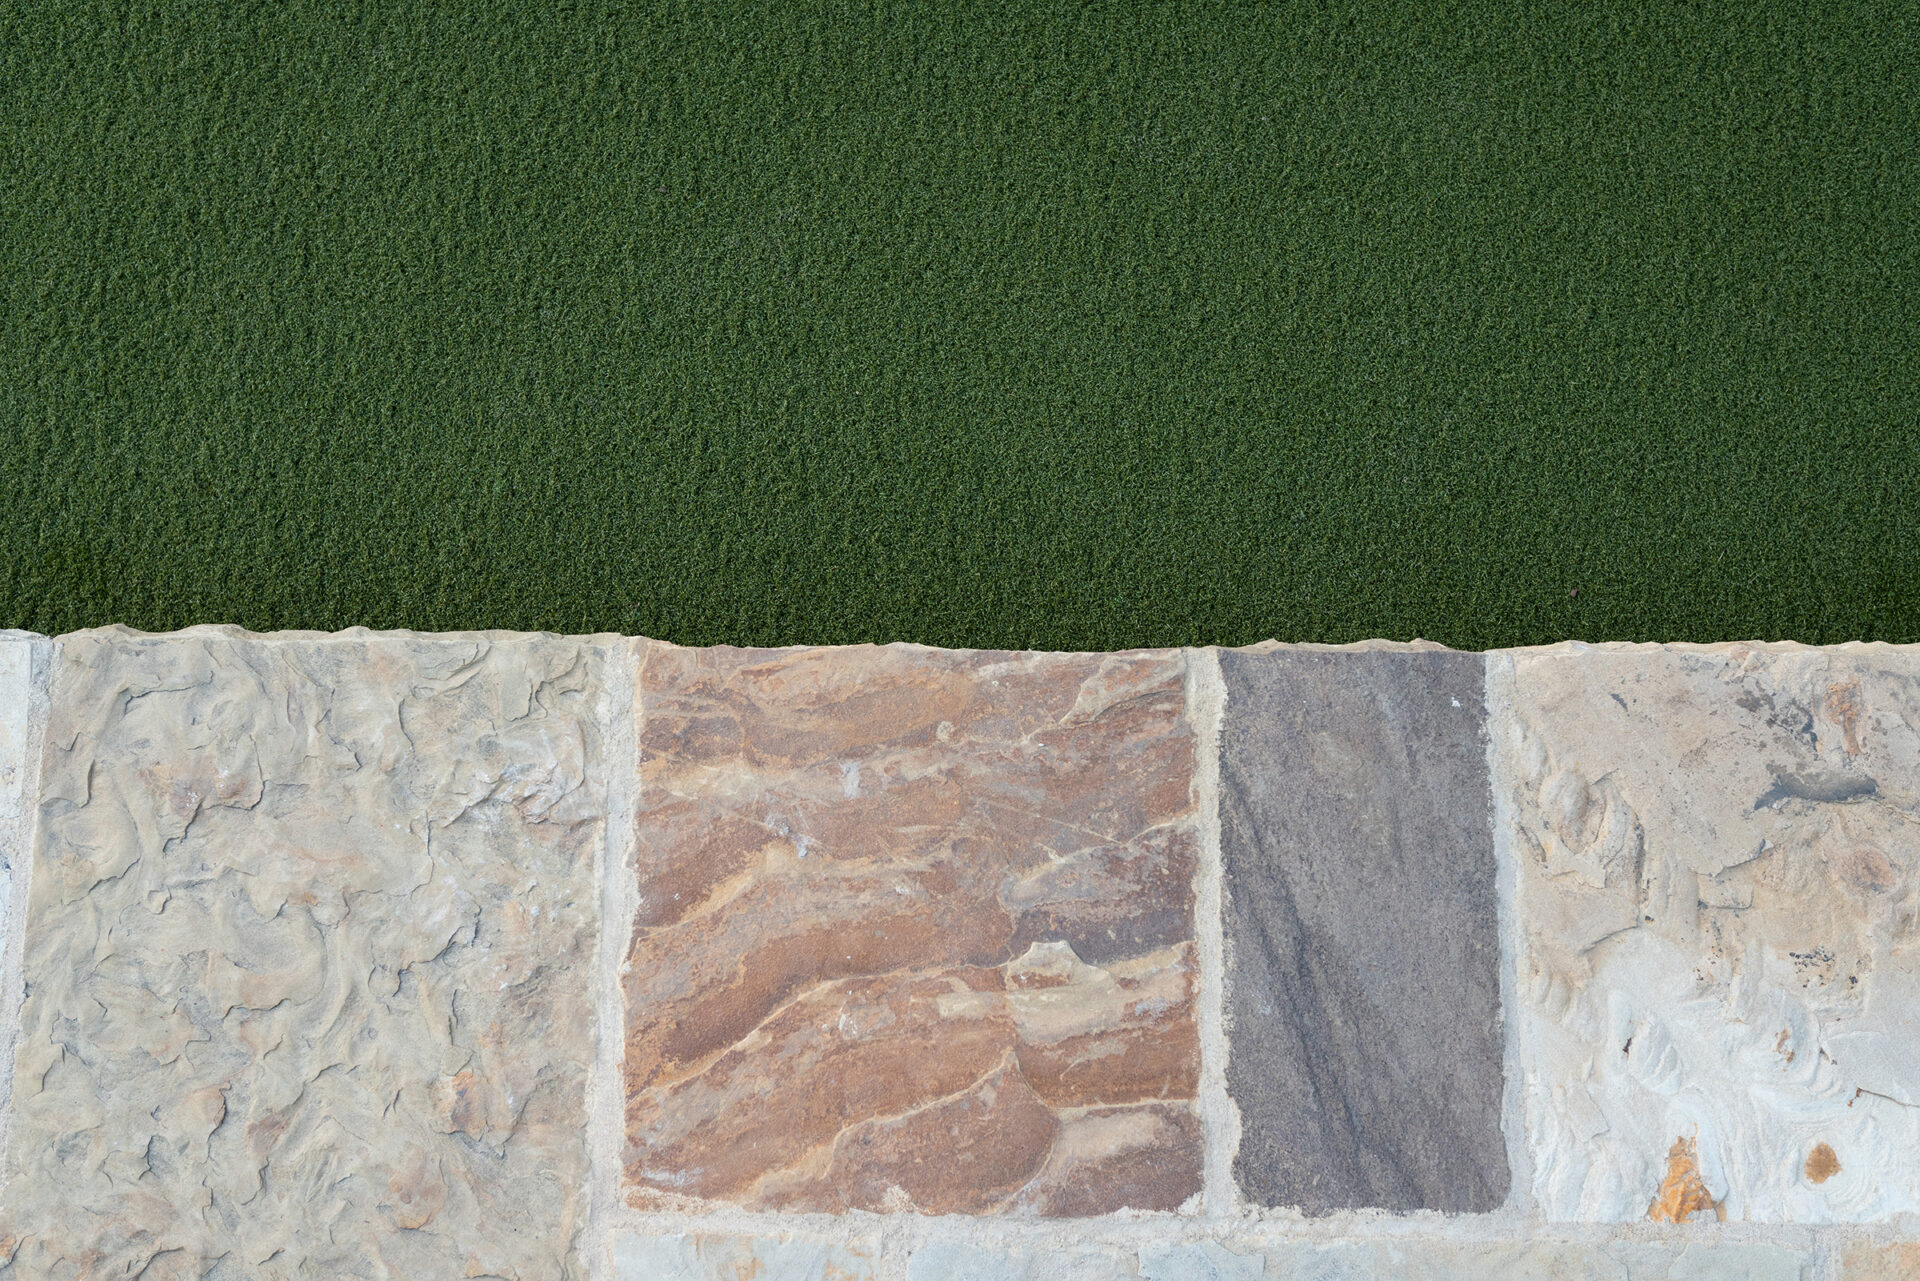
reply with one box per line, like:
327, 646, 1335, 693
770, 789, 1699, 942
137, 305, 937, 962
4, 2, 1916, 648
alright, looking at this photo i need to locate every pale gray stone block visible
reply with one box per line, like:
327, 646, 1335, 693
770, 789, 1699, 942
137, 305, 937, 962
914, 1238, 1812, 1281
907, 1241, 1137, 1281
1139, 1240, 1265, 1279
1218, 647, 1508, 1214
0, 631, 50, 1162
1218, 1240, 1809, 1280
0, 633, 44, 937
1494, 643, 1920, 1221
612, 1231, 880, 1280
0, 628, 606, 1278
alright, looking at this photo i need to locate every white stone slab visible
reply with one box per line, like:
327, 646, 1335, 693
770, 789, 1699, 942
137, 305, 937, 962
1493, 642, 1920, 1222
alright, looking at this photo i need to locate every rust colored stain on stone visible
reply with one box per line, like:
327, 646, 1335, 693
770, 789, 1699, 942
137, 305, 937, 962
1647, 1136, 1725, 1223
621, 643, 1204, 1215
1805, 1142, 1841, 1184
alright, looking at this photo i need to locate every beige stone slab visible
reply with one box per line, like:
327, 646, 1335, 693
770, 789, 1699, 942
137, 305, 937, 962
1839, 1239, 1920, 1279
0, 628, 606, 1278
1493, 642, 1920, 1222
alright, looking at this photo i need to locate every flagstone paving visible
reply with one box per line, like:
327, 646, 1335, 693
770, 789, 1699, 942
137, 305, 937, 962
0, 631, 1913, 1277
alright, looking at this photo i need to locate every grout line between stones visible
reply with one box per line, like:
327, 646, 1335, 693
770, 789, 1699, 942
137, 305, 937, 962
586, 637, 641, 1281
1485, 650, 1536, 1219
1188, 645, 1241, 1220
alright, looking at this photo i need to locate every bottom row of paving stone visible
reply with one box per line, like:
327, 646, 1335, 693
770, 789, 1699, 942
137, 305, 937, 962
619, 1233, 1918, 1280
0, 628, 1915, 1277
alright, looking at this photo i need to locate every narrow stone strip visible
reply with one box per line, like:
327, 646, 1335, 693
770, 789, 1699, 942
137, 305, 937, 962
588, 637, 641, 1281
1185, 645, 1240, 1218
1217, 644, 1509, 1214
0, 630, 52, 1182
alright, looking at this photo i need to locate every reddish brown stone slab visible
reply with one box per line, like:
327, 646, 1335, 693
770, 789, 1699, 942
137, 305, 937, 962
621, 643, 1203, 1216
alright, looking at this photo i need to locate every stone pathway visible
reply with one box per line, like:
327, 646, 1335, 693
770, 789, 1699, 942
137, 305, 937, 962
0, 628, 1914, 1279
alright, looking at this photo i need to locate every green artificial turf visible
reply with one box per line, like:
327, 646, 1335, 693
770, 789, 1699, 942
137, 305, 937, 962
4, 2, 1917, 649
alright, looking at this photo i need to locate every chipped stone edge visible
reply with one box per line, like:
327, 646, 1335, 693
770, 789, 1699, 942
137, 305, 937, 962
1186, 645, 1241, 1220
0, 631, 52, 1187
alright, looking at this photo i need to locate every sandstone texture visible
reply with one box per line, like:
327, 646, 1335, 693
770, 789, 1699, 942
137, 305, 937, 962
1218, 648, 1508, 1214
0, 629, 605, 1278
622, 642, 1205, 1215
1492, 643, 1920, 1222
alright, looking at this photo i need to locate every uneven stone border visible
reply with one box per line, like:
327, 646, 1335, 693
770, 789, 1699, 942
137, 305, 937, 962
0, 627, 1914, 1280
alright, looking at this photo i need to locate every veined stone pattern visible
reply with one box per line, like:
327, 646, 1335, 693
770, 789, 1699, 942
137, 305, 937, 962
0, 629, 605, 1278
1494, 643, 1920, 1222
622, 642, 1205, 1215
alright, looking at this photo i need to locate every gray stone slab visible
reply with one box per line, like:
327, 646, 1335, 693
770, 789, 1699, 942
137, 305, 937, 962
1218, 647, 1507, 1213
0, 628, 606, 1279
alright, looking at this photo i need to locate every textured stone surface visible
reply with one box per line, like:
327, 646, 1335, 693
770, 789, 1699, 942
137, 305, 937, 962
1218, 647, 1508, 1214
906, 1238, 1813, 1280
906, 1240, 1138, 1280
623, 642, 1203, 1214
0, 635, 38, 938
1256, 1241, 1812, 1280
0, 629, 605, 1278
0, 636, 33, 836
0, 633, 46, 1155
1840, 1240, 1920, 1280
611, 1232, 879, 1280
1494, 643, 1920, 1221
